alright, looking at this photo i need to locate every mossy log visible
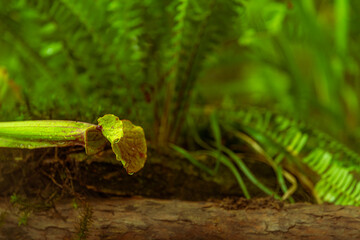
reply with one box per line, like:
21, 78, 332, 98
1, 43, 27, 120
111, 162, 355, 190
0, 197, 359, 240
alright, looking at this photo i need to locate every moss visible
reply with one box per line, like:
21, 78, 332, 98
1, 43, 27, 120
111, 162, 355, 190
75, 204, 93, 240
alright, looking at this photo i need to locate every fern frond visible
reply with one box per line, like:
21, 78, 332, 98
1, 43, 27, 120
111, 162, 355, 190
222, 108, 360, 205
16, 0, 153, 120
25, 0, 113, 80
304, 150, 360, 205
107, 1, 147, 73
0, 14, 54, 80
167, 0, 243, 141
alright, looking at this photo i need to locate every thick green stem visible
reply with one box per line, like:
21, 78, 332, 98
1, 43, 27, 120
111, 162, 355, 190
0, 120, 92, 147
0, 114, 147, 174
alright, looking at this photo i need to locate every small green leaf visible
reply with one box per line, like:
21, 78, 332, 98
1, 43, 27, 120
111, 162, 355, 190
97, 114, 147, 174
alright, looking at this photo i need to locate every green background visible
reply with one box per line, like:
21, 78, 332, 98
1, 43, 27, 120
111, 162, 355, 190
0, 0, 359, 149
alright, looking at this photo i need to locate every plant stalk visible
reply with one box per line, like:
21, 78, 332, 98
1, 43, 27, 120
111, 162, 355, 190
0, 114, 147, 174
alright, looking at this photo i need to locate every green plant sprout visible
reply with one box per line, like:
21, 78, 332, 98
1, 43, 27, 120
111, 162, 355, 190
0, 114, 147, 174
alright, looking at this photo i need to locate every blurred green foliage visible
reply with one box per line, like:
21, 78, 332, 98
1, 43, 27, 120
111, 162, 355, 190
2, 0, 360, 206
0, 0, 359, 148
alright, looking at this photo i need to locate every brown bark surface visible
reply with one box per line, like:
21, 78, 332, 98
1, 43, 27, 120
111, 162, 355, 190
0, 197, 359, 240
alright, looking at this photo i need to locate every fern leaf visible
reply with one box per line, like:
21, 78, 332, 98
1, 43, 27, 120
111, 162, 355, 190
222, 108, 360, 206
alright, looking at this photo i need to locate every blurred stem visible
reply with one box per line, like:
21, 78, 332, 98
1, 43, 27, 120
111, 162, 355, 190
0, 120, 100, 152
222, 146, 281, 199
170, 2, 213, 142
207, 151, 251, 199
335, 0, 349, 57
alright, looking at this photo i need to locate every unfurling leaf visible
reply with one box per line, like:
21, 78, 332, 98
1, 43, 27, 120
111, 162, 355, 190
97, 114, 147, 174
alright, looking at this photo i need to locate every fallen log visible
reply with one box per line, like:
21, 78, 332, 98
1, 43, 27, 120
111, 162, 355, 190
0, 197, 359, 240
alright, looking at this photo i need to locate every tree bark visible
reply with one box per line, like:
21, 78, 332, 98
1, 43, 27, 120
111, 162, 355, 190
0, 197, 359, 240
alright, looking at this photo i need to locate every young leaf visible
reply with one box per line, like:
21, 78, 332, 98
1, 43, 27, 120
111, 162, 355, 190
97, 114, 147, 174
